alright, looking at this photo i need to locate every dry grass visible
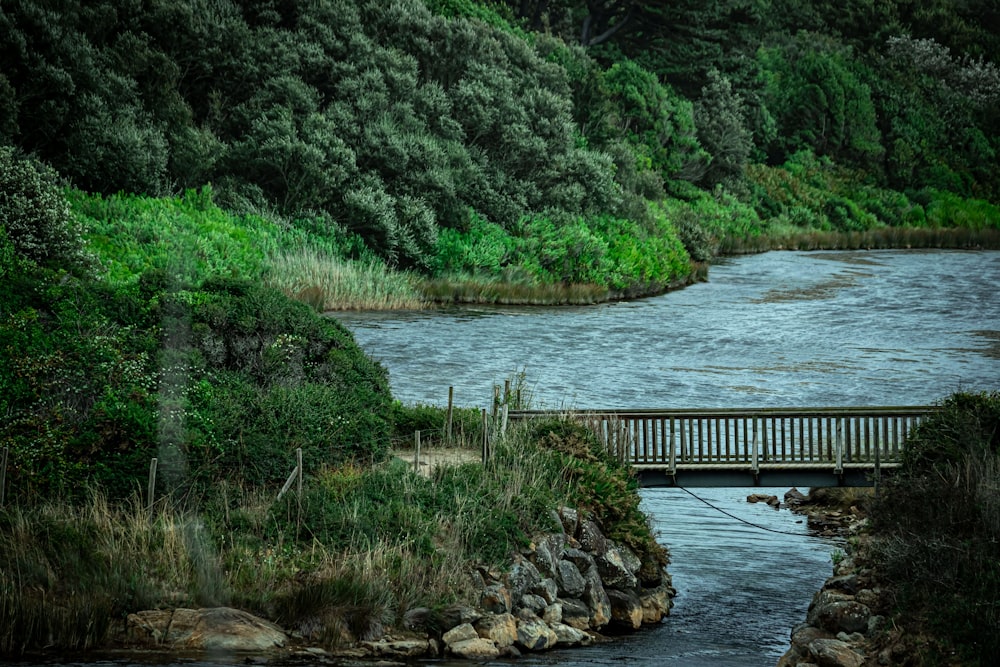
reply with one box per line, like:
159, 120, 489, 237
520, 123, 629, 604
267, 248, 425, 310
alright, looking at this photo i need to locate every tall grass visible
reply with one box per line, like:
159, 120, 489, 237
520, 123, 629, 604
718, 225, 1000, 255
267, 248, 424, 311
866, 391, 1000, 664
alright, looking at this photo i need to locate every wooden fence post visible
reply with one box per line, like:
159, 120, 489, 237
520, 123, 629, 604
446, 387, 454, 442
296, 448, 303, 496
147, 457, 158, 513
414, 430, 421, 472
0, 446, 8, 506
481, 409, 488, 463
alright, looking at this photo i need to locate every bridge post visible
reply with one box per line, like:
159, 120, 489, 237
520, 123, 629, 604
751, 417, 760, 478
835, 419, 844, 475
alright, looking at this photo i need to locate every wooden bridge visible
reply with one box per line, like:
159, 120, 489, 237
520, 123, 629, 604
507, 406, 936, 487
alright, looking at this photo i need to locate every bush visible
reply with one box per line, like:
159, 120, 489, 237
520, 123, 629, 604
0, 146, 90, 272
868, 391, 1000, 664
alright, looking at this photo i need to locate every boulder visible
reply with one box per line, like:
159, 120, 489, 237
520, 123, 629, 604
541, 602, 562, 625
556, 559, 587, 598
790, 623, 835, 653
808, 638, 865, 667
532, 534, 566, 578
516, 617, 558, 651
361, 639, 431, 658
559, 598, 592, 631
639, 582, 674, 623
595, 545, 638, 590
449, 638, 501, 660
549, 621, 592, 646
475, 613, 517, 649
784, 487, 808, 506
577, 520, 608, 555
439, 604, 481, 629
559, 507, 580, 535
808, 599, 871, 635
606, 589, 643, 630
480, 583, 512, 614
582, 564, 612, 628
442, 622, 479, 645
506, 556, 543, 601
519, 593, 549, 616
532, 577, 559, 604
127, 608, 286, 651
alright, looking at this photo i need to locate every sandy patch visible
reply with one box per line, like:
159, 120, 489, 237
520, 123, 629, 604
391, 447, 483, 476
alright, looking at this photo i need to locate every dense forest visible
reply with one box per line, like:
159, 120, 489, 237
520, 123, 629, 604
1, 1, 999, 661
2, 0, 999, 288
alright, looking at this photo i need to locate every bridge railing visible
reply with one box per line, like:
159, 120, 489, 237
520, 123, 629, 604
507, 407, 937, 474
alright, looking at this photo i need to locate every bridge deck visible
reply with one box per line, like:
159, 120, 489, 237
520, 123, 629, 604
507, 406, 935, 487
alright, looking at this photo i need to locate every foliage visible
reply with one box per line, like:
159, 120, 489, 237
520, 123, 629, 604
601, 59, 707, 181
757, 33, 883, 170
0, 146, 91, 273
867, 391, 1000, 664
693, 69, 754, 188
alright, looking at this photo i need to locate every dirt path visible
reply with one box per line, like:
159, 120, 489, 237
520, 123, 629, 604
390, 447, 482, 476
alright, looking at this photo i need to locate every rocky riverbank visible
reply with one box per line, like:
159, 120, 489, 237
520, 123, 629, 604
775, 488, 886, 667
119, 505, 674, 663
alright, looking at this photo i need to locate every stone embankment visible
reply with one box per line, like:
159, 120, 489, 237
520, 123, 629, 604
775, 488, 885, 667
124, 505, 674, 662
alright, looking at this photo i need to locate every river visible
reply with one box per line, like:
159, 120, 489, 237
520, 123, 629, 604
332, 249, 1000, 667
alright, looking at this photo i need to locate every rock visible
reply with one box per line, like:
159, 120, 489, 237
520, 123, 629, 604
639, 582, 674, 623
506, 556, 543, 601
747, 493, 780, 507
638, 558, 666, 587
808, 599, 871, 635
559, 598, 592, 630
556, 559, 587, 598
582, 563, 612, 628
790, 624, 835, 652
541, 602, 562, 625
825, 574, 861, 595
442, 623, 478, 645
606, 589, 643, 630
562, 547, 595, 574
532, 577, 559, 604
515, 617, 558, 651
549, 621, 592, 646
559, 507, 580, 535
402, 607, 431, 631
361, 638, 430, 658
439, 604, 481, 629
127, 608, 286, 651
480, 583, 512, 614
785, 487, 809, 506
449, 638, 501, 660
519, 593, 549, 615
808, 638, 865, 667
577, 520, 608, 555
533, 534, 566, 578
595, 544, 638, 590
475, 613, 517, 648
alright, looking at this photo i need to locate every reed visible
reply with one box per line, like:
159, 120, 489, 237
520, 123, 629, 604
419, 276, 611, 305
718, 226, 1000, 255
267, 248, 425, 311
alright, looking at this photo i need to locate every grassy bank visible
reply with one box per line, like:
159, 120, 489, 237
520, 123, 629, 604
0, 411, 665, 656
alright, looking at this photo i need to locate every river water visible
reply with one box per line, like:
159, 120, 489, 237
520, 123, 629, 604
333, 249, 1000, 667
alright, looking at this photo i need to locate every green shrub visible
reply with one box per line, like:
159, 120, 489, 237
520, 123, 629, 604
0, 146, 90, 272
868, 391, 1000, 664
